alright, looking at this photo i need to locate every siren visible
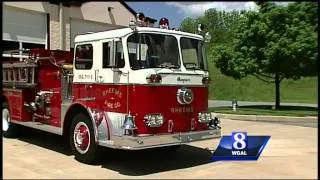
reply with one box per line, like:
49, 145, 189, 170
134, 12, 146, 27
159, 18, 169, 29
136, 12, 146, 22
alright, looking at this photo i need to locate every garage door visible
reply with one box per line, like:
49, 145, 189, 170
2, 5, 47, 45
70, 18, 123, 47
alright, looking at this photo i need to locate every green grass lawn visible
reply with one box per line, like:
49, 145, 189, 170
209, 106, 318, 117
207, 61, 318, 104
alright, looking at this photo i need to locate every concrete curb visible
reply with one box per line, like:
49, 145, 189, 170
214, 113, 318, 122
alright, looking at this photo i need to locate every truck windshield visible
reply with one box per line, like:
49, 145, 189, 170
127, 33, 180, 70
180, 37, 207, 71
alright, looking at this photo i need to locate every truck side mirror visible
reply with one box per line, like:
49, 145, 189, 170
205, 32, 211, 43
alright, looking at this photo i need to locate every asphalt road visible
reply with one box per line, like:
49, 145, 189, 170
209, 100, 318, 108
3, 119, 317, 179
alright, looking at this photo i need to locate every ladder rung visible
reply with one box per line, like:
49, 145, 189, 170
2, 54, 30, 59
3, 63, 37, 68
2, 63, 38, 87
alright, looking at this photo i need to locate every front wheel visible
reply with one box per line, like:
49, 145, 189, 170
69, 113, 101, 164
2, 102, 19, 138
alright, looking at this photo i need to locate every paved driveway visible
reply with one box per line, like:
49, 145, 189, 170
3, 119, 317, 179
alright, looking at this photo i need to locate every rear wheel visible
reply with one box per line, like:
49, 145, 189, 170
69, 113, 101, 164
2, 102, 19, 138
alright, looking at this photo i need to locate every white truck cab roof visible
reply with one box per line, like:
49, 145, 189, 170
74, 27, 203, 44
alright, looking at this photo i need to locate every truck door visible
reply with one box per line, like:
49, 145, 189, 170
73, 43, 96, 99
95, 38, 126, 84
91, 38, 128, 112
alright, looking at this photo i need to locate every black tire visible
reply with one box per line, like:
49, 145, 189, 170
2, 102, 19, 138
69, 113, 101, 164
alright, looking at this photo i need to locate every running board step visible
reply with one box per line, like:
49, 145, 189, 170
11, 120, 63, 135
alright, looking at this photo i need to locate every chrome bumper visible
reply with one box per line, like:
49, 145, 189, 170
99, 128, 221, 150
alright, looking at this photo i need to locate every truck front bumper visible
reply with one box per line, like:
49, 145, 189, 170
99, 128, 221, 150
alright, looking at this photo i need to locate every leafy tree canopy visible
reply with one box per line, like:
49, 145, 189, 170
179, 2, 318, 108
214, 2, 318, 81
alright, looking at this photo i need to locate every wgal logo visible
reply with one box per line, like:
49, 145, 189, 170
231, 132, 247, 156
211, 132, 270, 161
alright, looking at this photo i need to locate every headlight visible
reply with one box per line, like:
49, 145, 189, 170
177, 88, 193, 105
198, 112, 206, 123
208, 116, 221, 129
198, 112, 212, 123
144, 114, 164, 127
213, 117, 220, 126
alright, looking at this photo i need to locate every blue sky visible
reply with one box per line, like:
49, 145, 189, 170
125, 2, 291, 28
126, 2, 187, 28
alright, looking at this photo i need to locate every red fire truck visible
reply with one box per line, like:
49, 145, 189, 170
2, 14, 221, 164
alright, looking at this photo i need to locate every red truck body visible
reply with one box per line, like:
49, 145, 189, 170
2, 25, 221, 164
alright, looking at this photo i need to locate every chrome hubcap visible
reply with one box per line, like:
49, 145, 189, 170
73, 122, 90, 154
2, 108, 10, 132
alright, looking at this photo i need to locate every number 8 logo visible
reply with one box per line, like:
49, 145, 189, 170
233, 132, 247, 150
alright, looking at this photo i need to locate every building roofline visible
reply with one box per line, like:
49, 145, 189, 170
145, 17, 157, 23
119, 1, 137, 16
120, 2, 157, 23
48, 1, 85, 7
48, 1, 157, 23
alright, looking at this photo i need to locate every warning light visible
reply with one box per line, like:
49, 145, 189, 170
159, 18, 169, 29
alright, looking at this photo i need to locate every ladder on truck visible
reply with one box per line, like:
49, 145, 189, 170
2, 49, 38, 88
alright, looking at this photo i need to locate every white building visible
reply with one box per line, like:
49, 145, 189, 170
2, 1, 156, 56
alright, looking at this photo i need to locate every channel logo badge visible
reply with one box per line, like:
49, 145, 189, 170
231, 132, 248, 155
211, 132, 270, 161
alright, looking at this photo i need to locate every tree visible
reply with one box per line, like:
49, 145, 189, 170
214, 2, 318, 109
179, 17, 197, 33
180, 8, 242, 46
